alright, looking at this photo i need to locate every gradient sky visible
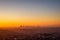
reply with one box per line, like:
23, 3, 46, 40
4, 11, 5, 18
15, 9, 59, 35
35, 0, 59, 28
0, 0, 60, 27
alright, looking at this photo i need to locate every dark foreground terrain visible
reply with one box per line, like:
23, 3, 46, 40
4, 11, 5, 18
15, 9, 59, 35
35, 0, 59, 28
0, 27, 60, 40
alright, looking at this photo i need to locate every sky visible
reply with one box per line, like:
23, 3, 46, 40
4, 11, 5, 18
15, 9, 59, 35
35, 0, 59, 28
0, 0, 60, 27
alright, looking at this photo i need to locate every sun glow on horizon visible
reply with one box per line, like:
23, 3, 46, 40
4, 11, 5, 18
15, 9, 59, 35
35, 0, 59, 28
0, 19, 60, 28
0, 0, 60, 28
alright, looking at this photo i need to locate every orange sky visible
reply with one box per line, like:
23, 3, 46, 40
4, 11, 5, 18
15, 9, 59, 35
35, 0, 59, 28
0, 0, 60, 28
0, 19, 60, 28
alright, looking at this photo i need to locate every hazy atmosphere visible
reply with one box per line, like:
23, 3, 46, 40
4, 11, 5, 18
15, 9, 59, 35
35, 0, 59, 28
0, 0, 60, 40
0, 0, 60, 27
